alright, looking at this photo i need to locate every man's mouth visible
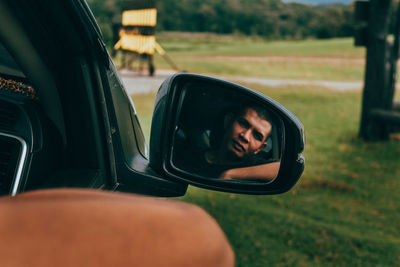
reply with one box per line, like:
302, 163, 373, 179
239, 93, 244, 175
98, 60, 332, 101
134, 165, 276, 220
232, 140, 245, 152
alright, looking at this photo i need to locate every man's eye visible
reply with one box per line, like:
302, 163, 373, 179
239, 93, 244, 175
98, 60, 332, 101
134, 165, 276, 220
253, 132, 263, 141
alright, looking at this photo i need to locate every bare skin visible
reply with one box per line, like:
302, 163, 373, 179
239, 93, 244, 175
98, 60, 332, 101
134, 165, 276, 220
220, 161, 280, 181
0, 189, 235, 267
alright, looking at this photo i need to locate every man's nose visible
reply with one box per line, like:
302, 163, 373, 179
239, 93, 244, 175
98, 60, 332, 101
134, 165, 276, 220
239, 130, 251, 143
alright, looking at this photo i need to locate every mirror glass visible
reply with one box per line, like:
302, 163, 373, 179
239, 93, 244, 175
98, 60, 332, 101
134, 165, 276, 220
171, 80, 284, 183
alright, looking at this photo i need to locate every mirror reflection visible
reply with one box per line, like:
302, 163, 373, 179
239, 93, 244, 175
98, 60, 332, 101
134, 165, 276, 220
171, 81, 283, 182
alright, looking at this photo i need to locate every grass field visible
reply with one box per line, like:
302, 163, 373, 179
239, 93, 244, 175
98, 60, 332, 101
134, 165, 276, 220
152, 33, 366, 81
132, 85, 400, 267
129, 36, 400, 266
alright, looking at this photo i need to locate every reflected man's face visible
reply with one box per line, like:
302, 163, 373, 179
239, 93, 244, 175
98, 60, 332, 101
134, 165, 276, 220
222, 107, 271, 160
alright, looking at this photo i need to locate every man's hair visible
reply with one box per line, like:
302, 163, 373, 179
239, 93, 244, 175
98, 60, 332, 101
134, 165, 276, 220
234, 103, 272, 123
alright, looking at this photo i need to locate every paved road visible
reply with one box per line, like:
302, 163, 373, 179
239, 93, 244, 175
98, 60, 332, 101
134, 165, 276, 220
120, 69, 363, 95
119, 69, 174, 94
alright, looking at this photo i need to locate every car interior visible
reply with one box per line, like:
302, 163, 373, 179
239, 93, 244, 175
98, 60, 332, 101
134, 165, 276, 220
0, 1, 112, 196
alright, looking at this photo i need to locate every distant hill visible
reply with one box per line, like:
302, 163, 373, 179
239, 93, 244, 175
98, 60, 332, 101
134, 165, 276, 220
282, 0, 352, 4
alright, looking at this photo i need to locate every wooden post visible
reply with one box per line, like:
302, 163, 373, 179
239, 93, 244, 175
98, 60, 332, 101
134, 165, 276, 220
359, 0, 392, 140
386, 2, 400, 110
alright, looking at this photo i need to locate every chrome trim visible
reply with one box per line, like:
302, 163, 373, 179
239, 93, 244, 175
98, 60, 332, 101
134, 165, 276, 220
0, 132, 28, 196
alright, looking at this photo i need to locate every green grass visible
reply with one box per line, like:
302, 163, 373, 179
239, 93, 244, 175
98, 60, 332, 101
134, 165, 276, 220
155, 56, 364, 81
131, 84, 400, 266
151, 33, 366, 81
128, 35, 400, 266
115, 34, 366, 81
156, 33, 364, 57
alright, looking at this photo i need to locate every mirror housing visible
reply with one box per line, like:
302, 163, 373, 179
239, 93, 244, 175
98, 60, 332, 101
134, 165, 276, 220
150, 73, 305, 195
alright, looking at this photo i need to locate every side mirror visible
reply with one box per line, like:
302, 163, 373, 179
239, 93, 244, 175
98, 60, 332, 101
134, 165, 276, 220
150, 73, 305, 195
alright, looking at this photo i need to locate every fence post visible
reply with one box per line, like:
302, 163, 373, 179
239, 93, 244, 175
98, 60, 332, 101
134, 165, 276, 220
359, 0, 392, 140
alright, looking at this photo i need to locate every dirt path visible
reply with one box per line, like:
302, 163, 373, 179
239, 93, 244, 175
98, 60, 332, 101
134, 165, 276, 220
221, 75, 363, 92
176, 55, 365, 66
120, 69, 363, 95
